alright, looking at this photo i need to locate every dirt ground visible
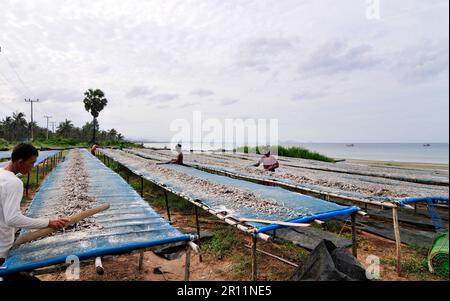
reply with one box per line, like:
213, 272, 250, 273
36, 208, 444, 281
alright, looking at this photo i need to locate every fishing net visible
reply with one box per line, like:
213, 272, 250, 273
428, 233, 449, 278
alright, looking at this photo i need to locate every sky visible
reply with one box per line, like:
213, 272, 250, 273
0, 0, 448, 143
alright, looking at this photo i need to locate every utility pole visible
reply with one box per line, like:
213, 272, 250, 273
44, 115, 52, 140
50, 121, 56, 133
24, 98, 39, 141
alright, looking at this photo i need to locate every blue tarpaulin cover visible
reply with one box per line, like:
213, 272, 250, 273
101, 149, 359, 233
0, 151, 12, 160
126, 149, 393, 204
0, 150, 61, 168
0, 149, 192, 276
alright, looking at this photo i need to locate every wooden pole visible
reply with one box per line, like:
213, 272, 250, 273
26, 173, 30, 197
194, 206, 202, 262
184, 245, 191, 281
14, 204, 110, 246
351, 214, 357, 258
244, 245, 299, 268
36, 165, 39, 183
138, 250, 144, 272
140, 177, 144, 197
164, 190, 171, 222
392, 207, 402, 275
251, 235, 257, 281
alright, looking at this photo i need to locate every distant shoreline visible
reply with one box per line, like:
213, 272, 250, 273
141, 142, 449, 165
344, 158, 449, 171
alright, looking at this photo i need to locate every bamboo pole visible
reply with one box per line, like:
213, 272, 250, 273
14, 204, 110, 246
26, 173, 30, 197
251, 235, 257, 281
244, 245, 299, 268
95, 257, 104, 275
138, 250, 144, 272
238, 218, 310, 228
184, 244, 191, 281
392, 207, 402, 275
194, 206, 202, 262
164, 190, 171, 222
351, 214, 357, 258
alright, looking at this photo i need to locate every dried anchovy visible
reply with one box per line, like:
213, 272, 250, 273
49, 149, 103, 233
103, 149, 303, 218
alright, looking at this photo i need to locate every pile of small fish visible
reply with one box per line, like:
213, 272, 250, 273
52, 149, 103, 232
102, 149, 302, 218
151, 162, 302, 218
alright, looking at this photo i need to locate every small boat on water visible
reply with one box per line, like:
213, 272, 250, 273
423, 144, 431, 147
346, 144, 355, 147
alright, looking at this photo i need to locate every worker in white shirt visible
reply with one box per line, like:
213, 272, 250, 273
0, 143, 68, 267
253, 148, 279, 172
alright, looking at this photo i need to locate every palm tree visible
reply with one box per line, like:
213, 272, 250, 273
12, 112, 28, 141
0, 116, 14, 141
83, 89, 108, 143
108, 128, 118, 141
56, 119, 74, 138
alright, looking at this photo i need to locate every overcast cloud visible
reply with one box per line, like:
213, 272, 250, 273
0, 0, 448, 142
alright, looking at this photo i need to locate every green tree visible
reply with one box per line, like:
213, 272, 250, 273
12, 112, 28, 141
83, 89, 108, 143
0, 116, 14, 141
108, 128, 118, 141
56, 119, 74, 138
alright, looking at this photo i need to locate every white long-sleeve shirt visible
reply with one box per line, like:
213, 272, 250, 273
0, 168, 49, 258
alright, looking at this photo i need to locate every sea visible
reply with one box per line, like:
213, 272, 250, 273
141, 142, 449, 164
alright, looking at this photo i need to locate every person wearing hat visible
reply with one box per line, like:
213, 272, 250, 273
253, 148, 279, 172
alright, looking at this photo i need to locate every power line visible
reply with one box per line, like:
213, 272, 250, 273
0, 45, 34, 96
0, 68, 27, 98
3, 54, 33, 96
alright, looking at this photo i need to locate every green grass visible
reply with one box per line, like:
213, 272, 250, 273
236, 145, 335, 163
203, 225, 240, 257
381, 257, 428, 274
273, 237, 310, 263
230, 254, 253, 276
